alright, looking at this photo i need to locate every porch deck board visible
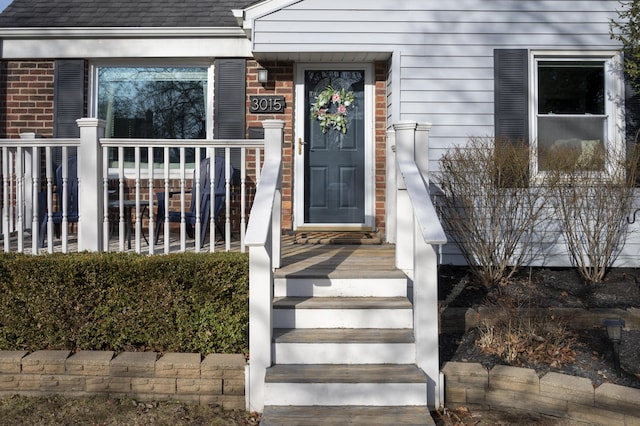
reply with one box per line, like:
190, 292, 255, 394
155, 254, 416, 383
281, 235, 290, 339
265, 364, 426, 383
278, 238, 401, 278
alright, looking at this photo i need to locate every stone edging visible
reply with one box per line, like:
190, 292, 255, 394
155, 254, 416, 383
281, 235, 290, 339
0, 350, 246, 409
443, 361, 640, 425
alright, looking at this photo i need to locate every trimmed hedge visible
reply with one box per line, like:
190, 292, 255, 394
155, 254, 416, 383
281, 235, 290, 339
0, 252, 249, 355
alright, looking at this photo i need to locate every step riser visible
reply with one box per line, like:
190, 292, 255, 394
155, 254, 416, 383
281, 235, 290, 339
274, 343, 416, 364
274, 278, 407, 298
264, 383, 427, 406
273, 309, 413, 329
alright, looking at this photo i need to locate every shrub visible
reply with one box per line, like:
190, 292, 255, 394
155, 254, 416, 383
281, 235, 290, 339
544, 144, 640, 284
435, 137, 552, 287
0, 252, 249, 355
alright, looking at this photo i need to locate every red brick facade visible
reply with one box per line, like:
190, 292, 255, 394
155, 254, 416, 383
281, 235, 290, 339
0, 60, 55, 138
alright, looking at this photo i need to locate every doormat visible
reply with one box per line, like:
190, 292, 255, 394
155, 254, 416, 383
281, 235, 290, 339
293, 232, 382, 245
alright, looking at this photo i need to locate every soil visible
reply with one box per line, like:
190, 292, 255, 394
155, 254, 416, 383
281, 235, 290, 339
438, 265, 640, 390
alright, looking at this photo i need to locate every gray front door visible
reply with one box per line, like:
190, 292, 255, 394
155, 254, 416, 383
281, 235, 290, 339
304, 70, 365, 223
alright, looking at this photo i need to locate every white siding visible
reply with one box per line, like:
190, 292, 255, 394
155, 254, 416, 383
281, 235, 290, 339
253, 0, 640, 267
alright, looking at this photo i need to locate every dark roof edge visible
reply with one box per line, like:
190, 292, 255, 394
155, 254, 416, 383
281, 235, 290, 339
0, 27, 248, 38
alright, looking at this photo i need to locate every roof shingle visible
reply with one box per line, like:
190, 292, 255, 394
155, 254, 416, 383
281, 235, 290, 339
0, 0, 257, 28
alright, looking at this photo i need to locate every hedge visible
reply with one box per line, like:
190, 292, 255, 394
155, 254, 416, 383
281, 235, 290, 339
0, 252, 249, 355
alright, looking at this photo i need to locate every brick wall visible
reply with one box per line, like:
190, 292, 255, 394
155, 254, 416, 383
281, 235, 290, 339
0, 60, 55, 138
0, 350, 246, 409
443, 362, 640, 424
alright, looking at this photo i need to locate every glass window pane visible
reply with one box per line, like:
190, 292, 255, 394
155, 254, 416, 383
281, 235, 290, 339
537, 116, 606, 171
97, 67, 208, 167
538, 61, 604, 115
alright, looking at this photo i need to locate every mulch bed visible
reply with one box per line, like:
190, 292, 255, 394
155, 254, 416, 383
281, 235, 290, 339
438, 265, 640, 389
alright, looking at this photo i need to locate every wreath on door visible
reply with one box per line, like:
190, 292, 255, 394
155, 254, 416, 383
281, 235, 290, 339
310, 85, 355, 134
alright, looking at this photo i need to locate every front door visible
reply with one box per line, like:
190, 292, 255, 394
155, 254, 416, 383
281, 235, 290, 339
295, 65, 372, 229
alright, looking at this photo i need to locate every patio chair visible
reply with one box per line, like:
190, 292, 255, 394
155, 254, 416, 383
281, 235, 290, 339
38, 157, 79, 247
154, 156, 233, 247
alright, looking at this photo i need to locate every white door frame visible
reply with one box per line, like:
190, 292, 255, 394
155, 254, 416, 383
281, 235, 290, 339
293, 62, 375, 231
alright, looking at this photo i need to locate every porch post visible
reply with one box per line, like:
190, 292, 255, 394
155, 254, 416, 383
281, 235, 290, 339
393, 121, 417, 272
76, 118, 105, 252
415, 123, 432, 183
262, 119, 284, 269
386, 129, 397, 244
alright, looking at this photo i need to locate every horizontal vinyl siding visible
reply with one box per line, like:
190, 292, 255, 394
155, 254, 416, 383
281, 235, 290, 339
254, 0, 639, 267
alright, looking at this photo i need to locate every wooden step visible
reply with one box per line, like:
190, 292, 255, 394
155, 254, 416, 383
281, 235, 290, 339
272, 297, 413, 329
260, 405, 435, 425
264, 364, 428, 406
273, 328, 415, 364
273, 275, 408, 298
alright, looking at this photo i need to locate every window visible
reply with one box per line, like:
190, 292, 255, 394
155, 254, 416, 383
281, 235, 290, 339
95, 65, 210, 168
532, 54, 622, 174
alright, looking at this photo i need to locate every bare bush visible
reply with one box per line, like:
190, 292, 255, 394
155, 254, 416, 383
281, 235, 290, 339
435, 137, 552, 287
476, 296, 576, 368
544, 144, 640, 284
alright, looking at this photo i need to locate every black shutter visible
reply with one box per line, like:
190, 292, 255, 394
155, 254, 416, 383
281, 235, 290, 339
53, 59, 84, 165
54, 59, 84, 138
214, 59, 246, 179
214, 58, 246, 139
494, 49, 529, 143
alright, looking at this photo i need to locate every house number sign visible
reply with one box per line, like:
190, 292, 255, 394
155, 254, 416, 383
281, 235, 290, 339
250, 96, 285, 113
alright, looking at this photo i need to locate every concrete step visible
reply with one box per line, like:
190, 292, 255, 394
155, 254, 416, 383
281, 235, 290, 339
273, 328, 415, 364
272, 297, 413, 329
274, 275, 408, 298
264, 364, 428, 406
260, 405, 435, 425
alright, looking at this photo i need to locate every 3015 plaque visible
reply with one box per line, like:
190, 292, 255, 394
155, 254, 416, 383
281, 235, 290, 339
249, 96, 285, 113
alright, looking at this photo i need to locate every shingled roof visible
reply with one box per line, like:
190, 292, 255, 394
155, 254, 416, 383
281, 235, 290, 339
0, 0, 257, 28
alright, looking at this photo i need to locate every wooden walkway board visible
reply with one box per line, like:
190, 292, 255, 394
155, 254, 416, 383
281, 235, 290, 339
260, 405, 435, 425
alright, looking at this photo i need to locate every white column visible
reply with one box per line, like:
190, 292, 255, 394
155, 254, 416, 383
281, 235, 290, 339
76, 118, 106, 252
262, 119, 284, 269
415, 123, 432, 184
393, 121, 417, 273
386, 129, 397, 244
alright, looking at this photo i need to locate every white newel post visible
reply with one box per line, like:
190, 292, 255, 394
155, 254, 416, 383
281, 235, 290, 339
247, 119, 284, 412
415, 123, 432, 183
393, 121, 417, 272
76, 118, 105, 252
262, 120, 284, 269
386, 129, 397, 244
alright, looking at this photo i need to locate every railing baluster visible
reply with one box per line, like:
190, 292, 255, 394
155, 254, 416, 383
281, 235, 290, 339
61, 147, 69, 253
16, 147, 24, 252
194, 148, 201, 253
240, 147, 246, 253
102, 147, 110, 252
225, 147, 231, 252
179, 147, 186, 252
31, 148, 40, 254
148, 146, 155, 255
2, 147, 9, 252
45, 147, 54, 253
134, 146, 141, 254
163, 147, 170, 254
118, 146, 125, 252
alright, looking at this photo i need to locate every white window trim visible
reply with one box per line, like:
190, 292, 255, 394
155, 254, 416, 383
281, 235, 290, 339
529, 50, 625, 181
89, 60, 215, 177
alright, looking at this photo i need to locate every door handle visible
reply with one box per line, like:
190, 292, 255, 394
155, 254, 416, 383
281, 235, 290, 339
298, 138, 307, 155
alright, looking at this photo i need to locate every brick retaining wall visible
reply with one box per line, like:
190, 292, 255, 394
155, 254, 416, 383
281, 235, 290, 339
443, 362, 640, 425
0, 350, 246, 409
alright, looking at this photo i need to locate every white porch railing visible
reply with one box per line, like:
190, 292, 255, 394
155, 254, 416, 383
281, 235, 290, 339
0, 118, 267, 254
245, 120, 284, 413
393, 121, 447, 409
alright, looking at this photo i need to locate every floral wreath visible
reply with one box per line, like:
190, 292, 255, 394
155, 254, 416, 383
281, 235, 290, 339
310, 85, 355, 134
